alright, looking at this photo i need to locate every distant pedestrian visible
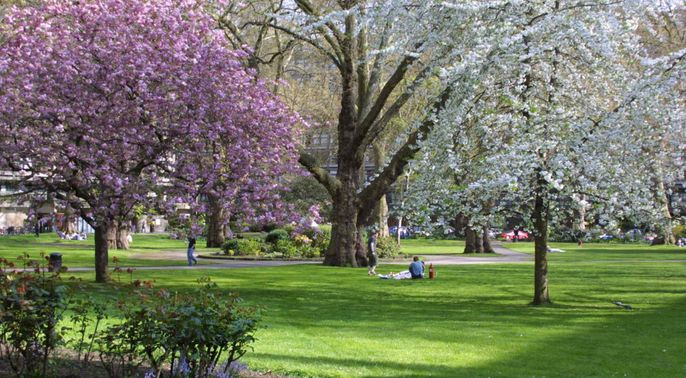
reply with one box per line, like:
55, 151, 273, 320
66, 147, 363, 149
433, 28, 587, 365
187, 237, 197, 266
367, 231, 378, 275
513, 228, 520, 243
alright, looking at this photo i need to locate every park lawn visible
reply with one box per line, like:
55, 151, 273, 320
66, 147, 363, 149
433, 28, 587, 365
400, 238, 469, 255
0, 234, 212, 267
505, 241, 686, 261
63, 257, 686, 377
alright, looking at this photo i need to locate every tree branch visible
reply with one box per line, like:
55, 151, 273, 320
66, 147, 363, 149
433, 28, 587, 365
357, 64, 434, 151
354, 50, 422, 144
357, 83, 455, 220
298, 150, 340, 196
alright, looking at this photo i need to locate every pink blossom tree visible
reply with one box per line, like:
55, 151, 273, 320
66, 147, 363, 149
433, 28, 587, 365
0, 0, 301, 282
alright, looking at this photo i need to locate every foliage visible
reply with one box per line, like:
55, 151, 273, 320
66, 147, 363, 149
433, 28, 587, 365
222, 238, 265, 256
63, 296, 107, 369
672, 224, 685, 239
375, 237, 401, 259
272, 239, 300, 258
0, 255, 67, 377
265, 229, 290, 245
281, 176, 333, 221
311, 227, 331, 257
96, 279, 259, 378
222, 239, 240, 256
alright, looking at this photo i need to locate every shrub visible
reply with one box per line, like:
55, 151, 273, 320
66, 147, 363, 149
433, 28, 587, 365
273, 239, 299, 258
265, 229, 290, 244
0, 255, 67, 377
236, 239, 264, 256
97, 278, 259, 378
222, 238, 264, 256
311, 227, 331, 256
222, 239, 240, 255
376, 236, 401, 258
262, 223, 279, 232
283, 223, 296, 235
672, 224, 685, 239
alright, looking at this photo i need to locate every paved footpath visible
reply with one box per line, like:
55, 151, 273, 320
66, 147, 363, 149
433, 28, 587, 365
61, 243, 531, 272
420, 243, 531, 265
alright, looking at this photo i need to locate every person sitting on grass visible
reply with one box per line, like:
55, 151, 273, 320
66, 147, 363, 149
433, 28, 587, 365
409, 256, 424, 279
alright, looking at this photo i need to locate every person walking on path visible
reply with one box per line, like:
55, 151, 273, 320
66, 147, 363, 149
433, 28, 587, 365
367, 231, 378, 275
187, 237, 198, 266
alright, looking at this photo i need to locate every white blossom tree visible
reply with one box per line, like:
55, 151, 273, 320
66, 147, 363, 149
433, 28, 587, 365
409, 0, 685, 304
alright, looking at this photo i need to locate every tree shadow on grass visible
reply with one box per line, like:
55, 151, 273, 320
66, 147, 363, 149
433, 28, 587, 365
249, 352, 484, 378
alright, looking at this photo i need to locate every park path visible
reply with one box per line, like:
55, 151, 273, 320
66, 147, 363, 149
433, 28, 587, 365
61, 242, 531, 272
420, 242, 531, 265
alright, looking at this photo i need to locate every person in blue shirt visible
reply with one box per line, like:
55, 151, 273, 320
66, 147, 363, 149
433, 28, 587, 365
408, 256, 424, 279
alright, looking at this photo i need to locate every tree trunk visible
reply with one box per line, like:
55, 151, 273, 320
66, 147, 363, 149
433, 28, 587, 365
396, 215, 403, 244
355, 224, 368, 267
655, 178, 675, 244
61, 204, 77, 234
325, 161, 362, 266
464, 227, 477, 253
454, 213, 467, 238
372, 142, 390, 237
106, 223, 117, 250
475, 229, 484, 253
482, 225, 495, 253
116, 222, 130, 250
94, 224, 110, 283
325, 197, 360, 266
206, 195, 226, 248
373, 195, 390, 237
532, 180, 551, 305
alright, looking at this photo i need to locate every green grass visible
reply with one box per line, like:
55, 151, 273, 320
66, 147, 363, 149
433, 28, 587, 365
63, 262, 685, 377
399, 238, 466, 255
506, 241, 686, 261
3, 236, 686, 376
0, 233, 215, 267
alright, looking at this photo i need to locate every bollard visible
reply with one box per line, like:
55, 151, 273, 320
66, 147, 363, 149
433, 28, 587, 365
48, 252, 62, 272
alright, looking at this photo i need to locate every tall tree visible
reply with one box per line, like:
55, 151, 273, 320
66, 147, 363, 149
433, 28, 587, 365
235, 0, 508, 266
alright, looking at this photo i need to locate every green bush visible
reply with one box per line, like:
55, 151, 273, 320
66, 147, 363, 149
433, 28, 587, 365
236, 239, 264, 256
222, 238, 264, 256
312, 227, 331, 256
376, 236, 401, 258
222, 239, 240, 255
273, 239, 299, 258
283, 224, 296, 235
97, 279, 258, 377
266, 229, 290, 244
0, 255, 67, 377
672, 224, 685, 239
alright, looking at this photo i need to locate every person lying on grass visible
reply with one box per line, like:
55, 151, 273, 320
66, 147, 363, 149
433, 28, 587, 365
378, 271, 412, 280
